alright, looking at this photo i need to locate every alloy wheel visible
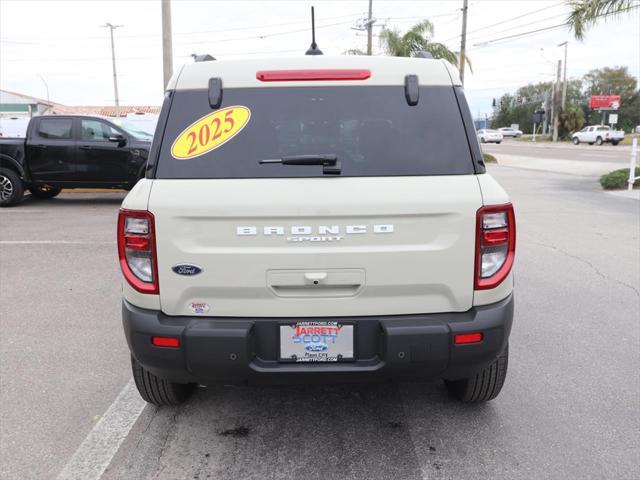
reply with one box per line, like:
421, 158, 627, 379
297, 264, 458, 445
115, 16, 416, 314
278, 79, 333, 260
0, 175, 14, 201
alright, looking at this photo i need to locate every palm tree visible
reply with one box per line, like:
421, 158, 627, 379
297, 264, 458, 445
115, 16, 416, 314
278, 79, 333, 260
378, 20, 471, 72
567, 0, 637, 40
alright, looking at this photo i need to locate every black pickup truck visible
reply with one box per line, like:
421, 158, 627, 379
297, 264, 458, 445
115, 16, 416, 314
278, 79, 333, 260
0, 115, 152, 206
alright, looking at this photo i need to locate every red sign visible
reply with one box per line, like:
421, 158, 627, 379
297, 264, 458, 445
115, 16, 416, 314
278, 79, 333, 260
589, 95, 621, 110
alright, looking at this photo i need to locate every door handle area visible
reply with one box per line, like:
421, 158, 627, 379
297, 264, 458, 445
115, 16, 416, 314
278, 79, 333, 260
34, 144, 47, 149
79, 145, 93, 150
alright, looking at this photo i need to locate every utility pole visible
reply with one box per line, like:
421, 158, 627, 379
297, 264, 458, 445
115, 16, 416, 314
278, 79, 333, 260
459, 0, 469, 84
558, 41, 568, 109
161, 0, 174, 89
102, 23, 122, 118
552, 59, 562, 142
366, 0, 373, 55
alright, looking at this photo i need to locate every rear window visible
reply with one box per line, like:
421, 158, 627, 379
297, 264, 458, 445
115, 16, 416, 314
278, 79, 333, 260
37, 118, 72, 140
155, 86, 475, 178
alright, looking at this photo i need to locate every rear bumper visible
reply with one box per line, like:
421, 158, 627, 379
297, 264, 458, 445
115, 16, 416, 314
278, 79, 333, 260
122, 294, 513, 385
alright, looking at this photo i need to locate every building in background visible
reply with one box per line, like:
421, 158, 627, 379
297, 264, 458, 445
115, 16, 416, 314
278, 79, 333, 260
0, 89, 159, 118
0, 89, 56, 117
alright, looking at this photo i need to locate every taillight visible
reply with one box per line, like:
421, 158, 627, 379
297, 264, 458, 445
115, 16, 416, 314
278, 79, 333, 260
118, 209, 159, 294
475, 203, 516, 290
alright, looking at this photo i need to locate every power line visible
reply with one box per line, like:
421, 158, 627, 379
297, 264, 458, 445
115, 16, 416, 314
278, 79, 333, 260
173, 18, 356, 46
473, 4, 640, 47
466, 12, 567, 43
441, 1, 565, 43
0, 12, 365, 42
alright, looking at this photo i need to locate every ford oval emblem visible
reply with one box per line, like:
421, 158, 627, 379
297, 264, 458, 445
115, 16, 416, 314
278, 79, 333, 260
172, 264, 203, 276
305, 343, 328, 352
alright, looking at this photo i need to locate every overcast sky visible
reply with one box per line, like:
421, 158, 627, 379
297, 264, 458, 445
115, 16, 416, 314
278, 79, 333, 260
1, 0, 638, 116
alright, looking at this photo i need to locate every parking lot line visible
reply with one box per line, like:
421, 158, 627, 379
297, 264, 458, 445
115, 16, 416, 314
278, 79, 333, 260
56, 380, 147, 480
0, 240, 116, 245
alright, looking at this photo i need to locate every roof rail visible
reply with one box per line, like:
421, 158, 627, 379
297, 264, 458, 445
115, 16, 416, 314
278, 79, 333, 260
414, 51, 433, 59
192, 54, 216, 62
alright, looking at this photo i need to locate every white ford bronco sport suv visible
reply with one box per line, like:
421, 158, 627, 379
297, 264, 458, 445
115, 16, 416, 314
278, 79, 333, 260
119, 55, 515, 406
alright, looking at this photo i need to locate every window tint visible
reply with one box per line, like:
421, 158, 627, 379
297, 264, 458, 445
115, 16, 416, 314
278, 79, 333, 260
155, 86, 475, 179
38, 118, 72, 139
81, 119, 119, 141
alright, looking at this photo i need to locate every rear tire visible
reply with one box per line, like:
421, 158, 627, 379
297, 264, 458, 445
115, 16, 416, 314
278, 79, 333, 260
596, 136, 603, 146
496, 141, 502, 144
29, 185, 61, 199
480, 137, 486, 143
0, 168, 24, 207
573, 137, 580, 145
131, 356, 195, 406
445, 344, 509, 403
611, 140, 619, 146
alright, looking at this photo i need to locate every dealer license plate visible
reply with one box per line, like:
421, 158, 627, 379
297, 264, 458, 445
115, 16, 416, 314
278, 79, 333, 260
279, 322, 354, 362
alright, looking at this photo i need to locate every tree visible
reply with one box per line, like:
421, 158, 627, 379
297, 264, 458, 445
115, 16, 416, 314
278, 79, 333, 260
378, 20, 472, 71
583, 66, 637, 98
560, 106, 586, 138
583, 66, 639, 130
567, 0, 636, 40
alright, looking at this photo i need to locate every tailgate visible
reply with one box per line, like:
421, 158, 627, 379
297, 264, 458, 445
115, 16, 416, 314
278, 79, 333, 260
149, 175, 482, 317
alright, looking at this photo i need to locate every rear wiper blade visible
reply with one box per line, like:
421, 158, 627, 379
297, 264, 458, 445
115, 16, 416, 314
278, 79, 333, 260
259, 154, 341, 175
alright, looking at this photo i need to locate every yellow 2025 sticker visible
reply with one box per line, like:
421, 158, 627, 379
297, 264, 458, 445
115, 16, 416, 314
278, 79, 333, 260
171, 106, 251, 160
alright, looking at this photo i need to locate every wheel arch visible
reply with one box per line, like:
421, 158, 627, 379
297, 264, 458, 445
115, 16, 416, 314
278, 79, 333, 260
0, 154, 26, 179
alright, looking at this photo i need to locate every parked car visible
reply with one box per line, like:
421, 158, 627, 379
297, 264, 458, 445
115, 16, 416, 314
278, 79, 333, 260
497, 127, 522, 137
0, 116, 30, 138
477, 129, 503, 144
571, 125, 624, 145
115, 113, 159, 136
119, 55, 516, 406
0, 115, 151, 206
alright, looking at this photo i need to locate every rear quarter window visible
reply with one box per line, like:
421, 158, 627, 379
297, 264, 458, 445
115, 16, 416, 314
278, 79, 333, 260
155, 85, 475, 178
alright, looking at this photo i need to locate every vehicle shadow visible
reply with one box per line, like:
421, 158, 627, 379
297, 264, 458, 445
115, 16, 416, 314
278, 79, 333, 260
106, 381, 502, 480
18, 192, 126, 208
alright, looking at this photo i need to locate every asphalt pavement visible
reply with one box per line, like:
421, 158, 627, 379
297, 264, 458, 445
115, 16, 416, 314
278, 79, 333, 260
483, 138, 632, 164
1, 154, 639, 479
483, 138, 635, 178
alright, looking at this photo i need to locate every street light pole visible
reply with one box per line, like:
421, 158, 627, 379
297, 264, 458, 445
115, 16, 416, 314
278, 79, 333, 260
552, 59, 562, 142
161, 0, 174, 88
35, 74, 50, 114
102, 23, 122, 118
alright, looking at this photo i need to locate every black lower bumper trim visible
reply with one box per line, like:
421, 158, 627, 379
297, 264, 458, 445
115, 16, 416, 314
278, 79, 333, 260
122, 294, 513, 385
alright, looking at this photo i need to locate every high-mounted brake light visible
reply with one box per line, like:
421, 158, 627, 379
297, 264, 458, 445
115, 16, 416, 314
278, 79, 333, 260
256, 69, 371, 82
118, 209, 159, 294
475, 203, 516, 290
